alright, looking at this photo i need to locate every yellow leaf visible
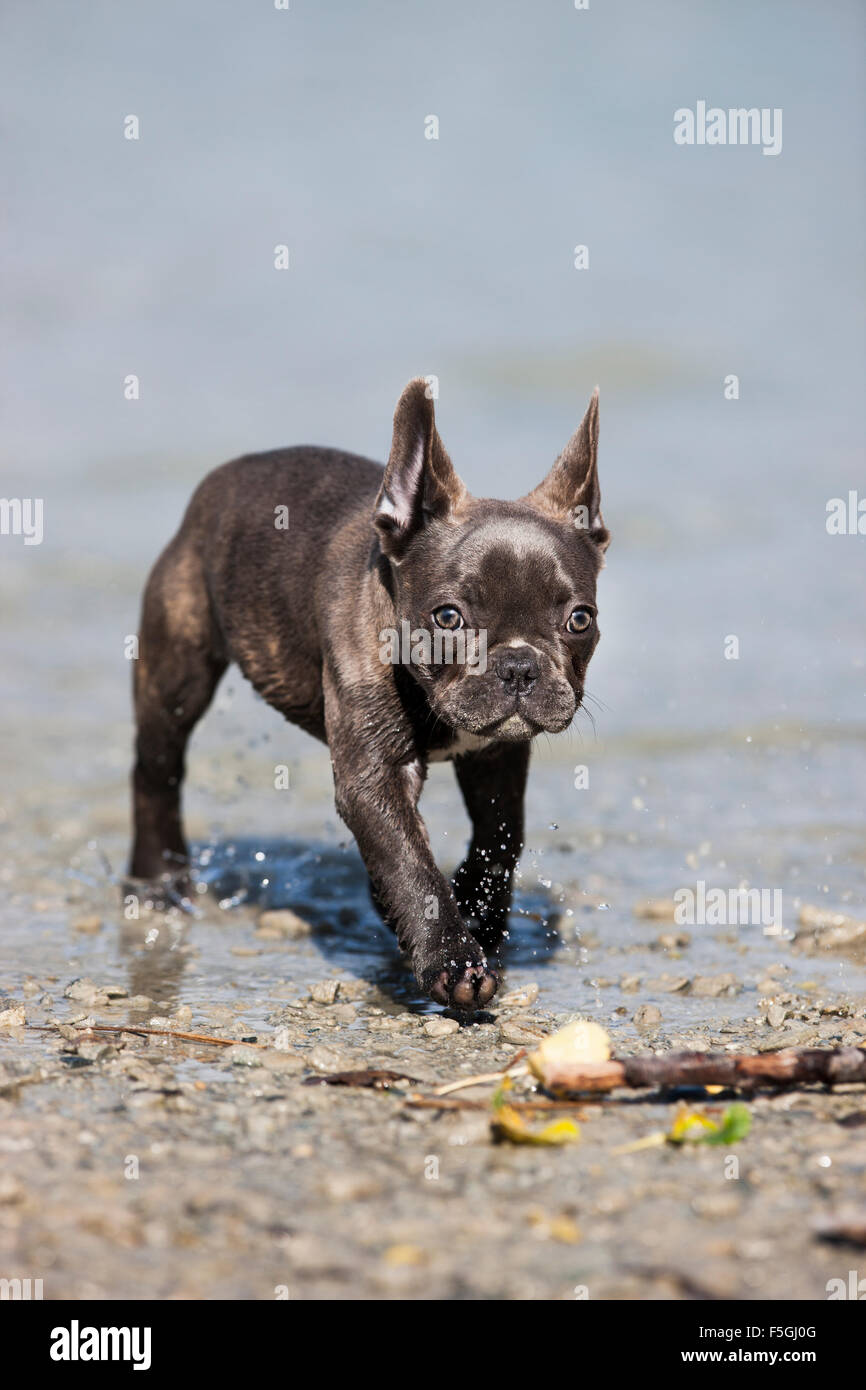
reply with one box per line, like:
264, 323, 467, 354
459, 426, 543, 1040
492, 1105, 580, 1146
611, 1131, 667, 1155
668, 1103, 718, 1144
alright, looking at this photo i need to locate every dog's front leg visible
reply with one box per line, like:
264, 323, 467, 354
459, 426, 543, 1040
325, 709, 498, 1009
452, 742, 529, 952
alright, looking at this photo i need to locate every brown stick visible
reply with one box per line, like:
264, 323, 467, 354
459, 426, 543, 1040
34, 1023, 267, 1049
537, 1046, 866, 1095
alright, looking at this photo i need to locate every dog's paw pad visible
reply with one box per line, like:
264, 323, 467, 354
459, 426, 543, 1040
430, 961, 500, 1010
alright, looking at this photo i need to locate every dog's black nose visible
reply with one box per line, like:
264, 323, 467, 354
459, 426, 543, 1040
495, 646, 539, 694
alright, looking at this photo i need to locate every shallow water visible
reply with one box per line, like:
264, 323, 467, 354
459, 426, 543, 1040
2, 0, 865, 1026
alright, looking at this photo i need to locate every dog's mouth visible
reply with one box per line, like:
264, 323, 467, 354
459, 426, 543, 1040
432, 673, 580, 741
481, 710, 541, 740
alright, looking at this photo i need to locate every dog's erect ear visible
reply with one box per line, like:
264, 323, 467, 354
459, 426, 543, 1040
373, 379, 467, 558
524, 389, 609, 551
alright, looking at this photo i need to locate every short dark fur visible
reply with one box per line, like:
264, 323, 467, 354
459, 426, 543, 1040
130, 380, 609, 1008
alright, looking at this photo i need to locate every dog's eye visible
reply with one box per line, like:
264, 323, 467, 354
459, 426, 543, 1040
566, 606, 593, 634
433, 605, 464, 630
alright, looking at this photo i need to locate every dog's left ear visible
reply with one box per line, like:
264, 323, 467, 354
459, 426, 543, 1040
373, 378, 467, 558
524, 389, 609, 551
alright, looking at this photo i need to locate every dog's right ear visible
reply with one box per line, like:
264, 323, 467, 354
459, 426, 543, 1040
373, 379, 467, 559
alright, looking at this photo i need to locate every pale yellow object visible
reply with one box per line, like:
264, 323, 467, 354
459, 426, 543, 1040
527, 1019, 611, 1083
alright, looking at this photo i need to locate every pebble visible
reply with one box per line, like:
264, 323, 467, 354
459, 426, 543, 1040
271, 1026, 295, 1053
424, 1017, 460, 1038
367, 1015, 411, 1034
0, 1006, 26, 1029
649, 975, 690, 994
72, 915, 103, 934
757, 1026, 820, 1052
223, 1044, 263, 1068
656, 932, 691, 950
255, 909, 313, 940
258, 1052, 305, 1075
65, 978, 128, 1007
335, 980, 374, 1002
308, 1044, 353, 1072
633, 898, 677, 920
691, 974, 741, 998
77, 1041, 116, 1062
498, 1018, 546, 1046
310, 979, 340, 1005
633, 1003, 663, 1028
499, 983, 540, 1008
322, 1172, 383, 1202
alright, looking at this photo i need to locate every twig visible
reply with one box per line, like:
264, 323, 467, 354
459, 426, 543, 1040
535, 1046, 866, 1095
435, 1060, 529, 1096
35, 1023, 267, 1049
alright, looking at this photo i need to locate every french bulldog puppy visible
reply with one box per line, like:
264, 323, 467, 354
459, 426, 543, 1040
130, 380, 609, 1008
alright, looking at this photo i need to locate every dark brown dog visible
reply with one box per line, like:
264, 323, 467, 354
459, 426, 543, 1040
129, 380, 609, 1008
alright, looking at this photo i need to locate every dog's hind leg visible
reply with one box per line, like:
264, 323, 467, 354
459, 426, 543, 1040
129, 539, 227, 894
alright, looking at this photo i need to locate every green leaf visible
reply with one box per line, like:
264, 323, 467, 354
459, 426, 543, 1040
702, 1103, 752, 1146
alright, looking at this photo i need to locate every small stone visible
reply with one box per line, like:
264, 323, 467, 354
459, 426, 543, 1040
650, 976, 690, 994
383, 1244, 427, 1268
258, 1051, 305, 1075
499, 1018, 547, 1046
366, 1015, 411, 1033
499, 983, 540, 1008
619, 975, 643, 994
757, 1026, 820, 1052
77, 1040, 116, 1062
424, 1017, 460, 1038
633, 1004, 663, 1028
0, 1006, 26, 1029
223, 1044, 263, 1067
255, 909, 313, 939
757, 978, 782, 996
309, 1044, 352, 1072
691, 974, 741, 998
766, 1004, 787, 1029
0, 1175, 25, 1204
64, 978, 111, 1007
657, 932, 691, 950
322, 1172, 383, 1201
337, 979, 373, 1001
72, 914, 103, 934
633, 898, 678, 920
310, 979, 340, 1005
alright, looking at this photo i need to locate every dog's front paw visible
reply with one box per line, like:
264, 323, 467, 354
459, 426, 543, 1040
423, 953, 500, 1010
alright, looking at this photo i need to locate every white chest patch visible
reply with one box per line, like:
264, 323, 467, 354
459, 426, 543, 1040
428, 730, 495, 762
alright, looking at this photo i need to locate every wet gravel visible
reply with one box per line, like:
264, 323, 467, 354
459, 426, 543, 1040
2, 894, 865, 1301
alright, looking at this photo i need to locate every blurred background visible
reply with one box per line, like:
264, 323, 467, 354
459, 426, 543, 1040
1, 0, 864, 1005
